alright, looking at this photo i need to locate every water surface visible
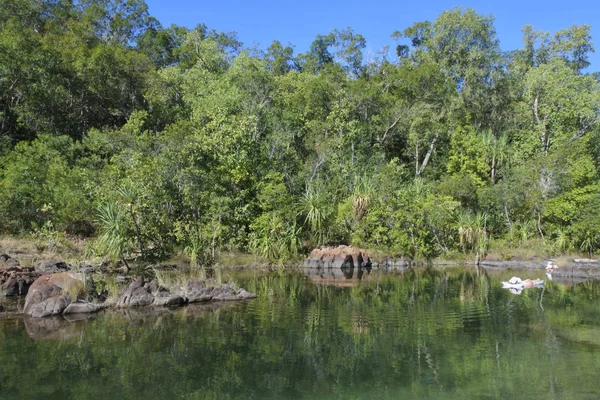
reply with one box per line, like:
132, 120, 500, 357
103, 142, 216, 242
1, 267, 599, 399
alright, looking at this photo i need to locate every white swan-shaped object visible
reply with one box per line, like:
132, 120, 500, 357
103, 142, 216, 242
502, 276, 544, 289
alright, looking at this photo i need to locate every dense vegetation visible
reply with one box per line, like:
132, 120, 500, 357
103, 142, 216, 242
1, 0, 599, 262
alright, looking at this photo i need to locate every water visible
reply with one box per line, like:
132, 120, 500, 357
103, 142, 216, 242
1, 267, 599, 399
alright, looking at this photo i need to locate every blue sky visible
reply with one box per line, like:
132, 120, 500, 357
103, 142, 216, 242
145, 0, 599, 71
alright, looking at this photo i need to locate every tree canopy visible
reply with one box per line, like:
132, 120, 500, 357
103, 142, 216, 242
1, 2, 599, 261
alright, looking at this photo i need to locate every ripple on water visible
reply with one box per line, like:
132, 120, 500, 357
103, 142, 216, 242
459, 302, 490, 333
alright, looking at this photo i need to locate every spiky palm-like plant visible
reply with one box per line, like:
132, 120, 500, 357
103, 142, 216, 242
579, 231, 598, 257
480, 129, 510, 183
352, 174, 374, 221
299, 185, 330, 246
95, 202, 132, 267
456, 211, 487, 254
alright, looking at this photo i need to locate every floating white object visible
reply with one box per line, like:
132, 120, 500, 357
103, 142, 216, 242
502, 277, 544, 289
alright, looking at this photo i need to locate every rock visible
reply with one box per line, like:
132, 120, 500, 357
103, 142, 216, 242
153, 294, 187, 306
115, 275, 132, 283
118, 278, 257, 307
0, 265, 40, 296
0, 254, 20, 267
98, 261, 110, 273
117, 279, 155, 308
237, 289, 258, 300
24, 272, 85, 318
34, 260, 70, 274
28, 294, 72, 318
186, 279, 214, 303
79, 263, 96, 275
304, 245, 372, 269
117, 279, 175, 308
186, 280, 257, 302
63, 301, 106, 315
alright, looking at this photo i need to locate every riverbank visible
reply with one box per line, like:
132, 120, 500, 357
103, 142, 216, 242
3, 236, 600, 316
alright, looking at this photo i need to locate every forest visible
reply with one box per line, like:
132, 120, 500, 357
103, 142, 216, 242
1, 0, 599, 263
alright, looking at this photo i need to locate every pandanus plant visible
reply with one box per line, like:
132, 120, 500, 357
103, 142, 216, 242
351, 174, 374, 222
298, 185, 331, 246
94, 201, 132, 268
456, 211, 488, 255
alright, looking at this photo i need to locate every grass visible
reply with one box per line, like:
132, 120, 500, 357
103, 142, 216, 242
95, 275, 126, 306
0, 235, 88, 266
484, 238, 595, 262
214, 250, 268, 267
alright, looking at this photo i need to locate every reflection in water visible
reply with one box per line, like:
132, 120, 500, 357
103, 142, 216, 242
0, 267, 599, 400
306, 263, 378, 287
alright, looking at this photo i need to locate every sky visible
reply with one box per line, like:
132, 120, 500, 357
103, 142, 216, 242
145, 0, 600, 71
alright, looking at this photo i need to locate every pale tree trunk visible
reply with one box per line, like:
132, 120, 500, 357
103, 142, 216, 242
417, 132, 440, 177
415, 143, 419, 176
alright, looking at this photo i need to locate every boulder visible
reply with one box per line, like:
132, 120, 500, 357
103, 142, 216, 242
34, 260, 70, 274
27, 294, 72, 318
186, 279, 214, 303
116, 279, 155, 308
0, 254, 20, 267
153, 294, 187, 306
24, 272, 102, 318
186, 279, 257, 303
0, 265, 40, 296
118, 278, 257, 307
305, 245, 372, 270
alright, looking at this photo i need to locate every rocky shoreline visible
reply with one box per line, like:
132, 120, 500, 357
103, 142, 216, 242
304, 245, 600, 280
0, 252, 257, 319
4, 245, 600, 318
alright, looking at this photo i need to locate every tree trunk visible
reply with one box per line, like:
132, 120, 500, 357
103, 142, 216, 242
418, 132, 440, 176
129, 206, 145, 258
532, 94, 549, 153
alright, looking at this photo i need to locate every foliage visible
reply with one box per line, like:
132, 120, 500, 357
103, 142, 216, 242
92, 201, 132, 264
1, 2, 600, 260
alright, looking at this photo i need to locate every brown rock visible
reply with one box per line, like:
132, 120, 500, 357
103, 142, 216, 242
305, 245, 371, 269
0, 265, 40, 296
24, 273, 85, 318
